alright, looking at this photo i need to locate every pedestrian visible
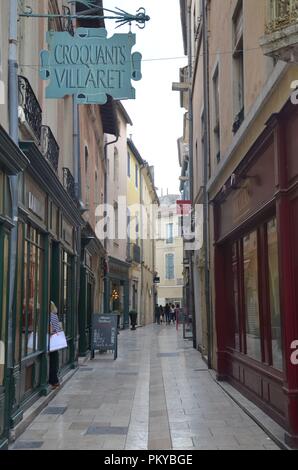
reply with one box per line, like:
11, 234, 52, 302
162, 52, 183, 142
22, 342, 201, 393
159, 305, 164, 324
49, 301, 62, 389
170, 304, 175, 324
165, 304, 171, 324
175, 304, 180, 330
155, 304, 160, 324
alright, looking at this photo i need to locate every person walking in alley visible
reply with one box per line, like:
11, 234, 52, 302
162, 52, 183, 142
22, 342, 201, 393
159, 305, 164, 324
170, 304, 175, 324
155, 304, 160, 324
49, 301, 62, 388
175, 304, 181, 331
165, 304, 171, 324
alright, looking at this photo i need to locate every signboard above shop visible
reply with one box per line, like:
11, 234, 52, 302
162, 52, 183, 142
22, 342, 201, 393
40, 27, 142, 104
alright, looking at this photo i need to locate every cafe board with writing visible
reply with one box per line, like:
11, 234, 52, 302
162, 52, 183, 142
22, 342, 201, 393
91, 314, 118, 360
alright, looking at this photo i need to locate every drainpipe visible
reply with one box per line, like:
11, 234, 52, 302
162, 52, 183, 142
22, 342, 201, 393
70, 2, 83, 363
8, 0, 18, 375
187, 4, 196, 350
7, 0, 19, 437
103, 135, 119, 313
73, 101, 81, 202
202, 0, 212, 369
140, 164, 144, 326
71, 2, 81, 203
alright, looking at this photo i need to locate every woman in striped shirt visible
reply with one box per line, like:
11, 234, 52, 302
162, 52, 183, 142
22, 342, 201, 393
49, 302, 61, 388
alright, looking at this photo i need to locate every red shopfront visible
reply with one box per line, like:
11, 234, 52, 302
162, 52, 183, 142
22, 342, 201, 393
213, 101, 298, 448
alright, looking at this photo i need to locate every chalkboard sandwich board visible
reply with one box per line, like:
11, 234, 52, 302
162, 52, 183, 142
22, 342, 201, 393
91, 314, 118, 360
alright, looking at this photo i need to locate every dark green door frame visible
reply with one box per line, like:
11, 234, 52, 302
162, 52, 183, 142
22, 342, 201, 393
78, 266, 94, 357
0, 226, 10, 449
78, 265, 87, 357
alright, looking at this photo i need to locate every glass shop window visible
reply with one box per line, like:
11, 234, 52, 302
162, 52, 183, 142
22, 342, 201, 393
61, 250, 73, 337
232, 243, 240, 352
21, 225, 44, 358
243, 231, 261, 361
267, 218, 283, 370
229, 218, 283, 370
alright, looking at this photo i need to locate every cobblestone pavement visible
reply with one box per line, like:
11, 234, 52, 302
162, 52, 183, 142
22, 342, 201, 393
11, 325, 280, 450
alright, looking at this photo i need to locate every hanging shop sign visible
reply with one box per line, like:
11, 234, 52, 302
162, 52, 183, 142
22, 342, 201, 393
40, 27, 142, 104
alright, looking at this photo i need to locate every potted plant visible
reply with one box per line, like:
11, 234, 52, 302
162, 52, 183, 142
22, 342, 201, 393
129, 310, 138, 331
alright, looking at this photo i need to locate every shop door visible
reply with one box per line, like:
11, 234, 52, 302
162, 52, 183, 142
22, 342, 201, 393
86, 281, 93, 351
0, 229, 9, 448
50, 244, 74, 372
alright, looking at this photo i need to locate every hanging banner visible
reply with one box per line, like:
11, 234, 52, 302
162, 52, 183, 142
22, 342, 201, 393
40, 28, 142, 104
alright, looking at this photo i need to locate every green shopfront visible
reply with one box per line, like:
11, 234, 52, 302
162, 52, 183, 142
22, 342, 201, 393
0, 126, 28, 449
9, 141, 82, 434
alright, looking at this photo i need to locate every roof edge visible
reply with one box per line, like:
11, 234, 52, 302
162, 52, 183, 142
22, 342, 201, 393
117, 101, 133, 126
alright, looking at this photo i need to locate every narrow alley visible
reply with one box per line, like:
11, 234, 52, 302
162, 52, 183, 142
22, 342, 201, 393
2, 0, 298, 454
11, 326, 279, 451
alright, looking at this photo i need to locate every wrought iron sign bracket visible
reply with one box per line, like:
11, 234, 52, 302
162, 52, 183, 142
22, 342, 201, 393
19, 1, 150, 29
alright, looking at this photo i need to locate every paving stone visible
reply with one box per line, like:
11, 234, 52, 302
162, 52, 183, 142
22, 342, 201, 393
18, 430, 47, 440
13, 441, 44, 450
148, 438, 171, 450
150, 410, 167, 418
69, 422, 91, 431
42, 406, 68, 415
12, 326, 280, 451
172, 437, 194, 448
85, 425, 128, 435
157, 353, 179, 357
41, 439, 61, 450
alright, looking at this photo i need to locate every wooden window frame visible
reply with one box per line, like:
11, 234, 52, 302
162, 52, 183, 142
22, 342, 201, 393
17, 223, 45, 360
229, 216, 282, 370
61, 249, 74, 339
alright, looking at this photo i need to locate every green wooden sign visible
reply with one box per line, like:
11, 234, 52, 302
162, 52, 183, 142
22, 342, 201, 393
40, 28, 142, 104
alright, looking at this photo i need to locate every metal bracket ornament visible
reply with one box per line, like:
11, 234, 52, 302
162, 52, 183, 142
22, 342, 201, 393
19, 1, 150, 30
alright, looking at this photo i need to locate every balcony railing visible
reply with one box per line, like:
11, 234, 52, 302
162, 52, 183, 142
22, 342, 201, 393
18, 76, 42, 142
41, 126, 60, 172
266, 0, 298, 33
62, 168, 76, 201
127, 243, 141, 264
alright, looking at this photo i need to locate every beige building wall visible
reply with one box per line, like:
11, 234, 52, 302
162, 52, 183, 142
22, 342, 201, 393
126, 140, 142, 321
80, 104, 105, 312
156, 195, 184, 307
12, 0, 109, 316
17, 0, 74, 177
106, 104, 130, 264
181, 0, 298, 366
140, 165, 159, 326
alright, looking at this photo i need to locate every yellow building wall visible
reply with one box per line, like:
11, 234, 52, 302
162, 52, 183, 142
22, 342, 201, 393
141, 169, 158, 325
127, 146, 141, 242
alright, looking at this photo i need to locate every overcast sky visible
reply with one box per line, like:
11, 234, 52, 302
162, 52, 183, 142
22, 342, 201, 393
104, 0, 187, 197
